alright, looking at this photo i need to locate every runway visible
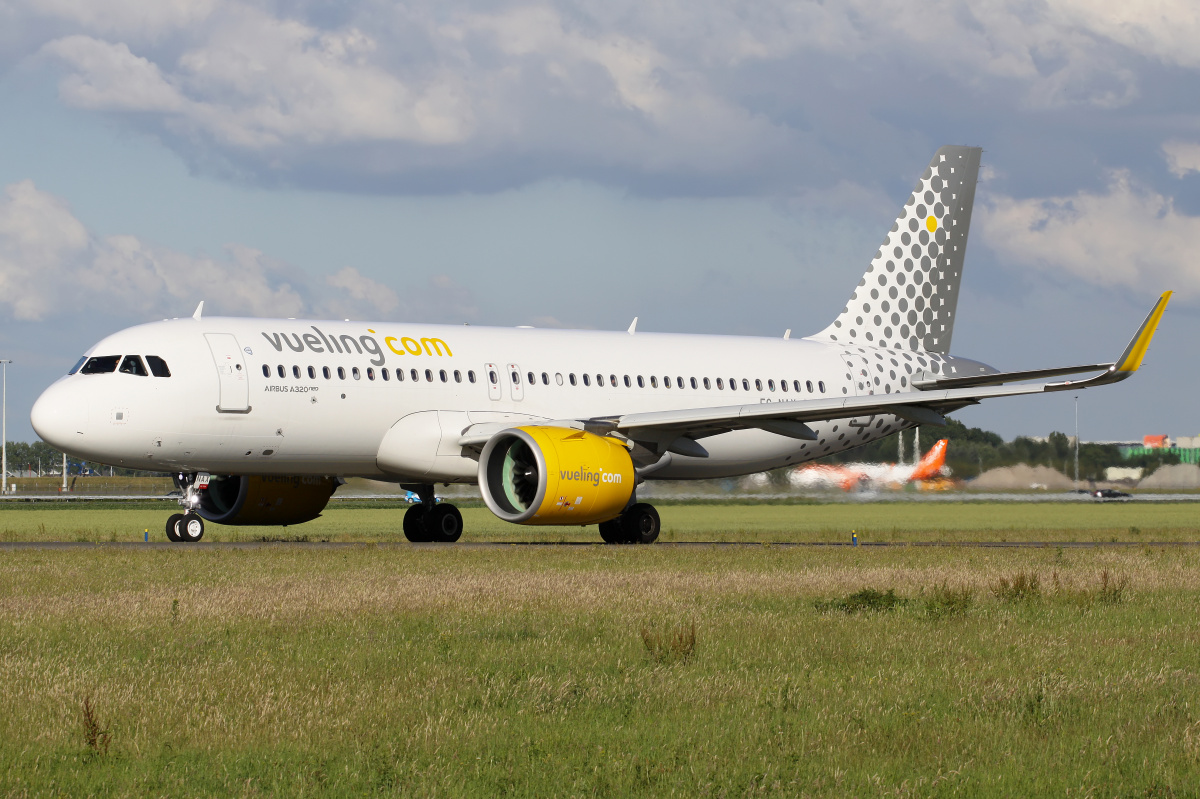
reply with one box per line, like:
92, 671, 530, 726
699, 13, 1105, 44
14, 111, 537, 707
2, 540, 1198, 550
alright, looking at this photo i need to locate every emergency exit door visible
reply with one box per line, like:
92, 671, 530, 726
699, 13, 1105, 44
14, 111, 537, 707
205, 333, 251, 412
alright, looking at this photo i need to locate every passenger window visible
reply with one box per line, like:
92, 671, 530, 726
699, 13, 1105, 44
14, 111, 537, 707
510, 370, 519, 384
455, 370, 463, 383
690, 377, 698, 389
716, 378, 724, 390
382, 368, 391, 382
555, 373, 563, 386
367, 367, 375, 381
527, 371, 534, 385
678, 376, 685, 388
468, 370, 476, 383
146, 356, 171, 377
569, 373, 577, 386
81, 355, 121, 374
293, 365, 301, 379
650, 376, 658, 388
729, 378, 736, 391
425, 369, 433, 382
338, 367, 346, 380
411, 369, 419, 382
277, 365, 286, 378
352, 367, 361, 380
262, 364, 271, 378
742, 379, 750, 391
780, 380, 787, 393
793, 380, 801, 392
307, 366, 316, 379
440, 370, 448, 383
664, 377, 672, 388
583, 374, 591, 386
68, 356, 87, 375
755, 379, 763, 391
637, 376, 645, 388
489, 370, 498, 385
819, 381, 826, 393
119, 355, 148, 376
768, 379, 775, 392
397, 368, 405, 381
541, 372, 549, 385
323, 366, 331, 379
597, 374, 605, 387
806, 380, 813, 392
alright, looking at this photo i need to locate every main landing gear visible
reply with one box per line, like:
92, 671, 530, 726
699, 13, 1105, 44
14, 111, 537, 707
598, 503, 661, 545
401, 484, 464, 543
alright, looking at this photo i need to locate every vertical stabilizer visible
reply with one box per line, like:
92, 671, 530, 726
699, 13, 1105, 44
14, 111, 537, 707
813, 146, 982, 354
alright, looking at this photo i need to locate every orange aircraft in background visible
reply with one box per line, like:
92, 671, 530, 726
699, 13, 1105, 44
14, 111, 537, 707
788, 439, 949, 491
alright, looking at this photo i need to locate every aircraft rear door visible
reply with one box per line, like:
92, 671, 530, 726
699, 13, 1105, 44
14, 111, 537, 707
205, 333, 251, 413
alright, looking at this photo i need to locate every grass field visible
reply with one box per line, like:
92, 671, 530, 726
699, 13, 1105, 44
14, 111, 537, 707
0, 500, 1197, 543
1, 504, 1199, 796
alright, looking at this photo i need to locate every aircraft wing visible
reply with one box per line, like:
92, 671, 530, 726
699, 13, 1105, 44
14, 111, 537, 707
457, 292, 1170, 458
600, 291, 1171, 456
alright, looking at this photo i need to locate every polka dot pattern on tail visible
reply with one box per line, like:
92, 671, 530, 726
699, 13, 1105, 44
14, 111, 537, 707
816, 146, 981, 355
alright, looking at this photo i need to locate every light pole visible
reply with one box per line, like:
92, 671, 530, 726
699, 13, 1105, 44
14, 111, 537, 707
1, 359, 10, 494
1074, 395, 1080, 487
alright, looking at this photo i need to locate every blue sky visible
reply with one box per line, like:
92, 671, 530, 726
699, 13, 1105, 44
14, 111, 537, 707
1, 0, 1198, 444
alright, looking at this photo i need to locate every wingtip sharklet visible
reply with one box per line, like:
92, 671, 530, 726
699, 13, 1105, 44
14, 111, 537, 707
1113, 290, 1171, 374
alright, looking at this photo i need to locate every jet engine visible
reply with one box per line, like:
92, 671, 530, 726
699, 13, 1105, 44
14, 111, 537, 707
479, 427, 635, 525
196, 475, 339, 526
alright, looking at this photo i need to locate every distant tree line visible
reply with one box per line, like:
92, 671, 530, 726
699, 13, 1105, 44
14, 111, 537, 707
817, 419, 1178, 481
3, 440, 165, 477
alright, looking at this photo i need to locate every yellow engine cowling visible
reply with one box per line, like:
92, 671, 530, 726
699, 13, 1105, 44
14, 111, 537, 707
479, 427, 635, 525
197, 475, 338, 526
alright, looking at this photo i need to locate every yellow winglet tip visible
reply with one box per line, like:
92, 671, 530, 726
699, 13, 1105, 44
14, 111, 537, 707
1116, 290, 1172, 373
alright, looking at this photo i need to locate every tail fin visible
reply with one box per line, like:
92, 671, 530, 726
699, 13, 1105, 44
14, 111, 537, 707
910, 439, 949, 482
815, 145, 982, 354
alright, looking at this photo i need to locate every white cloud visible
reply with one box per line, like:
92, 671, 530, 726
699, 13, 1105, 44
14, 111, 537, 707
979, 171, 1200, 299
1163, 140, 1200, 177
325, 266, 399, 317
12, 0, 1189, 193
0, 180, 416, 321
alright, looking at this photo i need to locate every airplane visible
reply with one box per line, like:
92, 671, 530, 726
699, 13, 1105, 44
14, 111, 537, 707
788, 438, 948, 492
29, 146, 1171, 544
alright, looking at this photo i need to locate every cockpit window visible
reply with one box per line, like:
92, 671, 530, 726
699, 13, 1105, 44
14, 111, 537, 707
80, 355, 120, 374
119, 355, 148, 376
68, 356, 87, 375
146, 356, 171, 378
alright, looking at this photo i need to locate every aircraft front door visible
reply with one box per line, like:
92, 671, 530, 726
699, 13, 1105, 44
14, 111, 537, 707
205, 333, 251, 413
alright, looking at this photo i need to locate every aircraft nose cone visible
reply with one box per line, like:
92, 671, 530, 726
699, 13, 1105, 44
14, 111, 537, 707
30, 381, 87, 451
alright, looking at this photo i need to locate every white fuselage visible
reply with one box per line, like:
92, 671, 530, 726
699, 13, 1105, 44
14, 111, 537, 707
31, 316, 961, 482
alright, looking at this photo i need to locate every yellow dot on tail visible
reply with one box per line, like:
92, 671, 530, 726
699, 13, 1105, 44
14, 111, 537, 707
926, 216, 937, 233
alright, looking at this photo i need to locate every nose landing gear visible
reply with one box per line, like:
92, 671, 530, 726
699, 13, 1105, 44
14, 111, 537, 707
165, 512, 205, 543
165, 473, 208, 543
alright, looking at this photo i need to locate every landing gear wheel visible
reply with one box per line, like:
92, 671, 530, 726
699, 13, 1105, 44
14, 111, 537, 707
180, 515, 205, 543
403, 503, 430, 543
426, 504, 463, 543
165, 514, 184, 542
620, 503, 660, 544
598, 518, 623, 544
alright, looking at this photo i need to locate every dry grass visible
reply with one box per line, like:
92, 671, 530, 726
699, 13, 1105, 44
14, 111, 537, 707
0, 516, 1199, 794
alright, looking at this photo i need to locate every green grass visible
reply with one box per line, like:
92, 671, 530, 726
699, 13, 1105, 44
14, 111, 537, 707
1, 544, 1199, 796
1, 504, 1199, 795
1, 500, 1198, 543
